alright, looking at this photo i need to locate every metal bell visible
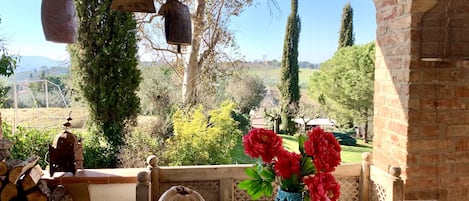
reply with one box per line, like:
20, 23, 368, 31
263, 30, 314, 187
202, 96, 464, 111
158, 0, 192, 50
41, 0, 77, 43
111, 0, 156, 13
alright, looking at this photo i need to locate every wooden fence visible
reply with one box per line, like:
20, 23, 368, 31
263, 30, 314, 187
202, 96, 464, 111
136, 152, 404, 201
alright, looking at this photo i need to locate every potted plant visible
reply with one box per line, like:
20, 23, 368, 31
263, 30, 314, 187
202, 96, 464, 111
238, 127, 341, 201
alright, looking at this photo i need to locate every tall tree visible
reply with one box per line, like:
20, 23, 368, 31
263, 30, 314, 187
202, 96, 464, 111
308, 42, 375, 142
0, 17, 16, 107
278, 0, 301, 133
0, 17, 16, 78
338, 2, 354, 49
137, 0, 253, 106
70, 0, 141, 167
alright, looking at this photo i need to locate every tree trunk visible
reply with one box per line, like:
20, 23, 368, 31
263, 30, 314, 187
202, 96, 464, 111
182, 0, 205, 106
364, 119, 369, 143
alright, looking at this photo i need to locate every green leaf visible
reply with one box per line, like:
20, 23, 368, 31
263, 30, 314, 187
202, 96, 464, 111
300, 156, 316, 176
237, 179, 256, 190
259, 167, 276, 182
249, 180, 265, 200
298, 135, 306, 154
245, 166, 261, 179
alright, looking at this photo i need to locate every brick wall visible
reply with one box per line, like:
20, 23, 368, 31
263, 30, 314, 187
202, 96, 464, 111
373, 0, 469, 200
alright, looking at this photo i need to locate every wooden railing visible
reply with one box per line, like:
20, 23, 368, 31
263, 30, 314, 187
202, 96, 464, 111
136, 153, 405, 201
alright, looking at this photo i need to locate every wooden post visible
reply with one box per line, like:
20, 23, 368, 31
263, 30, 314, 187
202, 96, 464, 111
147, 155, 159, 201
219, 178, 233, 201
360, 152, 371, 201
389, 166, 404, 201
136, 170, 150, 201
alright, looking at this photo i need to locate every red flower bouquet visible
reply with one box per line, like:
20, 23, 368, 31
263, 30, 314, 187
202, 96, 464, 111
238, 127, 341, 200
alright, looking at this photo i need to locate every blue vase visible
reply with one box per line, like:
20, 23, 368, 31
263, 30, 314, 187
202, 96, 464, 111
275, 188, 303, 201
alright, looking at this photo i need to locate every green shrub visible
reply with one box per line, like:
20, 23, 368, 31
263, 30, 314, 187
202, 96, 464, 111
333, 132, 357, 146
164, 101, 242, 166
118, 129, 162, 168
3, 122, 56, 168
78, 131, 117, 168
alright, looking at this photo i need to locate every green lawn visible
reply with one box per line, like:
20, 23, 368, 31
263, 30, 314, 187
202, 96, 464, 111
244, 67, 317, 87
231, 135, 372, 164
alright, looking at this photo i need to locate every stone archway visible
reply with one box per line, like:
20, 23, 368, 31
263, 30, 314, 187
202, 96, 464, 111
372, 0, 469, 200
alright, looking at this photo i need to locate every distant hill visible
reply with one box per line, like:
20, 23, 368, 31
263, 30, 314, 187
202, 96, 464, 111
16, 56, 69, 73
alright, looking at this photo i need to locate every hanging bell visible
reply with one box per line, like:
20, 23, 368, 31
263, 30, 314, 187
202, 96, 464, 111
41, 0, 77, 43
158, 0, 192, 52
111, 0, 156, 13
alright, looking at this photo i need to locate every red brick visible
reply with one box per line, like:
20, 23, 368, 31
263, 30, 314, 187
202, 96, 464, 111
406, 165, 437, 177
407, 139, 438, 153
409, 84, 436, 97
455, 86, 469, 97
451, 163, 469, 175
454, 138, 469, 151
387, 120, 408, 134
435, 99, 464, 109
418, 177, 439, 189
446, 152, 469, 163
446, 125, 469, 136
416, 153, 441, 164
408, 111, 436, 124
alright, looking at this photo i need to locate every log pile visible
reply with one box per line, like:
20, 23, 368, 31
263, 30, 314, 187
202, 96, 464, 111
0, 156, 49, 201
0, 113, 74, 201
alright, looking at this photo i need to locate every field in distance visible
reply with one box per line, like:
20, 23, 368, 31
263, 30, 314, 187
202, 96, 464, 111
1, 107, 88, 129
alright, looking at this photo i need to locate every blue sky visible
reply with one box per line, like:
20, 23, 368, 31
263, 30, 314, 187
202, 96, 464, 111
0, 0, 376, 64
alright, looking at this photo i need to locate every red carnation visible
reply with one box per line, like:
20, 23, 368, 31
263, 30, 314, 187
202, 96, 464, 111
304, 172, 340, 201
304, 127, 341, 172
243, 128, 283, 163
274, 149, 301, 179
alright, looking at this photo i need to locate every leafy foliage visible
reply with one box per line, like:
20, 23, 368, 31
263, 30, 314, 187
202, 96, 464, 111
279, 0, 301, 133
0, 17, 17, 106
338, 2, 354, 49
0, 17, 16, 78
164, 101, 242, 165
238, 163, 276, 200
118, 129, 162, 168
138, 66, 178, 140
139, 66, 179, 116
2, 122, 55, 168
71, 0, 141, 167
138, 0, 253, 106
227, 74, 266, 114
308, 42, 375, 128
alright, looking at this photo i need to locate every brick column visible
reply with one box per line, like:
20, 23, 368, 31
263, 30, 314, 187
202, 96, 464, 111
372, 0, 469, 200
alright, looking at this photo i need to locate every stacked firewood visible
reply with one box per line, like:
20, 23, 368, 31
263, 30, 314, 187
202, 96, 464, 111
0, 156, 49, 201
0, 113, 72, 201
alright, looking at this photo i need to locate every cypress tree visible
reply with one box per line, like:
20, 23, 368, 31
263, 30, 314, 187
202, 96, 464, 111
71, 0, 141, 167
279, 0, 301, 133
338, 2, 354, 49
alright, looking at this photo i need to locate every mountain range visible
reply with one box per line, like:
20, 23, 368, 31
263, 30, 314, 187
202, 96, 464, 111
15, 56, 69, 73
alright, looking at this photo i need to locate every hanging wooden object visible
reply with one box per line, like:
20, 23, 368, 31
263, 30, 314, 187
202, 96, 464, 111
111, 0, 156, 13
48, 115, 83, 176
158, 0, 192, 52
41, 0, 77, 43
